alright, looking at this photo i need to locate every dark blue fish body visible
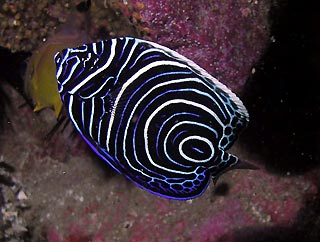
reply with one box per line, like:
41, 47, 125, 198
54, 37, 249, 200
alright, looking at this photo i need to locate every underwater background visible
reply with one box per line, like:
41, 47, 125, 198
0, 0, 319, 241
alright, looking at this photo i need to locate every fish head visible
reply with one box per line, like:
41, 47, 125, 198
54, 45, 98, 101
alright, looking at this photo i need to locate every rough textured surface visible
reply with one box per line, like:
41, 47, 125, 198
129, 0, 270, 91
1, 0, 319, 242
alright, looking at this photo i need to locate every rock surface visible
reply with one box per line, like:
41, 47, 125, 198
129, 0, 270, 91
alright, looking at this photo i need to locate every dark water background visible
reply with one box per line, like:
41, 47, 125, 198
238, 1, 320, 241
242, 0, 320, 174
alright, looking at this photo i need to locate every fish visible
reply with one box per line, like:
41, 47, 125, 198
54, 37, 249, 200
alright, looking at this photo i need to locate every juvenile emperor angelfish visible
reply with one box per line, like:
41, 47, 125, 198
54, 37, 249, 200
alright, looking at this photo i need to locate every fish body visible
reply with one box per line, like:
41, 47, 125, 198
54, 37, 249, 200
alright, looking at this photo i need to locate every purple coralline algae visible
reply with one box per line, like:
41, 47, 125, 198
129, 0, 270, 91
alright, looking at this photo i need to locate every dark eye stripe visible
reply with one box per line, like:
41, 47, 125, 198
55, 37, 249, 200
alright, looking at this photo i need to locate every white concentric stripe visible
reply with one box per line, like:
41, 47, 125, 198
60, 56, 81, 86
106, 60, 190, 151
120, 78, 223, 177
144, 99, 223, 173
97, 118, 103, 144
68, 95, 82, 134
69, 39, 117, 95
129, 48, 163, 68
115, 39, 138, 84
135, 38, 249, 122
145, 46, 231, 120
112, 72, 226, 158
80, 76, 114, 99
56, 48, 71, 79
156, 112, 198, 165
82, 52, 92, 66
81, 100, 85, 129
143, 46, 232, 120
178, 136, 215, 163
163, 121, 218, 165
57, 44, 89, 81
88, 97, 95, 138
163, 121, 217, 167
133, 46, 231, 119
92, 41, 105, 56
92, 42, 98, 55
56, 45, 88, 80
99, 97, 106, 119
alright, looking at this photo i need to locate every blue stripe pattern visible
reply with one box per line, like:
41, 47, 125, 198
54, 37, 249, 200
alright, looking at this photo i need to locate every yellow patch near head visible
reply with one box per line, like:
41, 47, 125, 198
25, 44, 64, 117
25, 31, 88, 118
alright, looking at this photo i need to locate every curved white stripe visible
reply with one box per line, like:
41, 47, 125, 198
115, 39, 138, 83
106, 60, 190, 151
69, 39, 117, 94
61, 57, 81, 85
89, 97, 95, 138
144, 99, 222, 173
92, 41, 104, 56
81, 100, 85, 129
121, 78, 224, 176
97, 118, 103, 144
56, 48, 71, 79
68, 95, 81, 133
178, 136, 214, 163
92, 42, 97, 55
134, 38, 249, 122
129, 48, 161, 68
163, 121, 218, 166
80, 76, 114, 99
